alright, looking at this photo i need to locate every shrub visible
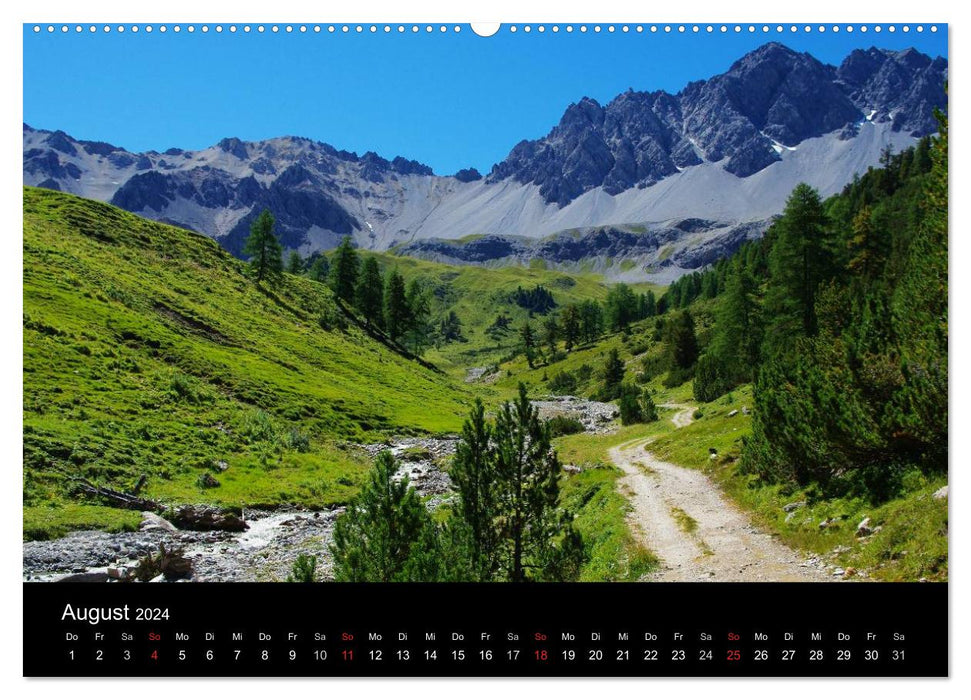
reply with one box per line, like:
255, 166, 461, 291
168, 371, 206, 403
238, 409, 277, 444
548, 370, 577, 395
282, 428, 311, 453
546, 415, 586, 437
575, 364, 594, 383
618, 384, 644, 425
286, 554, 318, 582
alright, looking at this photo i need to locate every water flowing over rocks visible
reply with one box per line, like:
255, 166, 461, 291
359, 436, 460, 500
23, 508, 342, 582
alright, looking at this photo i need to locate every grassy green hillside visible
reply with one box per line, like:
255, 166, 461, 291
369, 250, 661, 381
23, 187, 472, 539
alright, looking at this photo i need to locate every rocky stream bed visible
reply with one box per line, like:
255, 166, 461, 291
23, 399, 617, 583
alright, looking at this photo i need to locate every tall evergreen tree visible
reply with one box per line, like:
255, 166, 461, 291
579, 300, 604, 343
406, 278, 432, 355
763, 183, 834, 355
618, 383, 643, 425
561, 304, 581, 351
889, 106, 948, 462
492, 384, 584, 582
542, 314, 560, 357
600, 347, 626, 400
329, 235, 360, 304
664, 310, 699, 386
710, 264, 762, 384
307, 255, 330, 283
448, 398, 498, 581
242, 209, 283, 283
384, 268, 410, 344
437, 310, 464, 343
330, 451, 437, 582
286, 250, 304, 275
640, 290, 657, 319
356, 256, 385, 330
846, 205, 887, 279
605, 283, 638, 332
520, 320, 537, 368
641, 389, 660, 422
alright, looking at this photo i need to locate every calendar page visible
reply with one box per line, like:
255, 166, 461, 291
22, 19, 948, 677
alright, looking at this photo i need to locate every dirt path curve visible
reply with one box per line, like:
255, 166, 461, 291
658, 403, 696, 429
611, 426, 831, 582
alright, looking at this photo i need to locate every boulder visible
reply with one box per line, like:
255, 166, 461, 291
139, 511, 178, 533
727, 409, 739, 418
933, 485, 948, 500
783, 501, 806, 513
169, 506, 248, 532
856, 516, 873, 537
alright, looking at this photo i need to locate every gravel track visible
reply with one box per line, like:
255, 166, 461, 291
610, 419, 832, 582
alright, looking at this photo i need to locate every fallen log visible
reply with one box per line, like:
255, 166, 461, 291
73, 478, 163, 512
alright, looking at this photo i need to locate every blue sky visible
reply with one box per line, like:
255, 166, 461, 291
23, 24, 947, 175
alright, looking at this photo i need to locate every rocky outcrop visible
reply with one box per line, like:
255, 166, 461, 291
396, 218, 772, 282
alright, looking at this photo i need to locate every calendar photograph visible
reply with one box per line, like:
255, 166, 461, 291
22, 21, 947, 598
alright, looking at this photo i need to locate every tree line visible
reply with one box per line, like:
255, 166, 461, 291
687, 127, 946, 499
242, 222, 443, 355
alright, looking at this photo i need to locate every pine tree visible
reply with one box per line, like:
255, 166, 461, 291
242, 209, 283, 283
329, 235, 360, 304
307, 255, 329, 283
664, 310, 699, 386
600, 347, 625, 400
605, 283, 638, 332
543, 314, 560, 357
561, 304, 581, 351
286, 250, 304, 275
640, 290, 657, 319
330, 451, 437, 582
520, 320, 537, 368
286, 554, 317, 582
709, 264, 762, 385
763, 183, 834, 355
491, 384, 583, 582
846, 206, 887, 279
437, 310, 464, 343
579, 300, 604, 343
641, 389, 659, 422
384, 268, 410, 344
356, 256, 385, 330
448, 398, 498, 581
406, 279, 432, 355
618, 383, 643, 425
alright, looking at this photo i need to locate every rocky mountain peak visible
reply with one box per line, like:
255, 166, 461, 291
487, 42, 944, 205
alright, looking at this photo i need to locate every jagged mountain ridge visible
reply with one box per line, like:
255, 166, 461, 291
23, 42, 946, 281
488, 42, 946, 205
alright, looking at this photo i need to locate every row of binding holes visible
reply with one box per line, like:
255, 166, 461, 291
33, 24, 939, 34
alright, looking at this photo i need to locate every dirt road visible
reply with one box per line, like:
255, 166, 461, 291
611, 429, 831, 582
